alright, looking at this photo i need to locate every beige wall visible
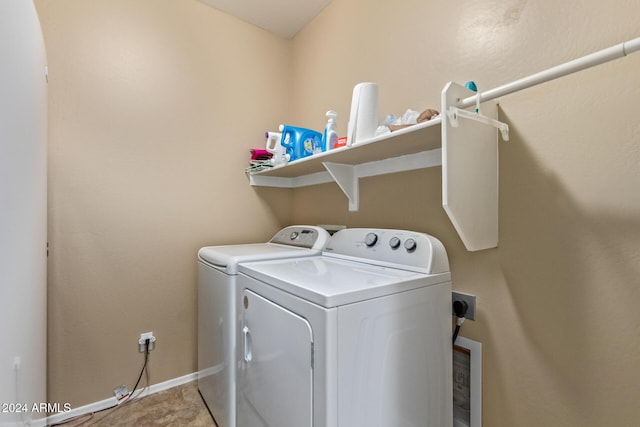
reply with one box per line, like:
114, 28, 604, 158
291, 0, 640, 426
36, 0, 292, 407
36, 0, 640, 425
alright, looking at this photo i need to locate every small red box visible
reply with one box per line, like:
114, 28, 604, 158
334, 136, 348, 148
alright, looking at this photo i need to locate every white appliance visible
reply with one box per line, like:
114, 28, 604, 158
236, 228, 453, 427
197, 225, 330, 427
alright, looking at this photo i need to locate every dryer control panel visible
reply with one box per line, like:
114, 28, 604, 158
324, 228, 450, 274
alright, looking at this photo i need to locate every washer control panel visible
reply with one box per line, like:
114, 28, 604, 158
270, 225, 330, 250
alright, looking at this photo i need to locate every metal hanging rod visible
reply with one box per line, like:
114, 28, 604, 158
458, 37, 640, 109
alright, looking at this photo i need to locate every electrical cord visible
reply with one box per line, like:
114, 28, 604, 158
121, 339, 150, 404
452, 300, 468, 346
49, 339, 152, 426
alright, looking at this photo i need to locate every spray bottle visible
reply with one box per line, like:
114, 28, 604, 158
323, 110, 338, 151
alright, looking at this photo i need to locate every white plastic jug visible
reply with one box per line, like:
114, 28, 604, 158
265, 131, 289, 166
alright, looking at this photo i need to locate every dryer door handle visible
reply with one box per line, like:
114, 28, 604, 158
243, 326, 252, 363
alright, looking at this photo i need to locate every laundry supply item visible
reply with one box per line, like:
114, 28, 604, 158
375, 108, 440, 136
322, 110, 339, 151
250, 148, 272, 161
246, 147, 274, 173
279, 124, 323, 161
264, 131, 290, 166
387, 108, 440, 131
346, 82, 378, 146
334, 136, 348, 148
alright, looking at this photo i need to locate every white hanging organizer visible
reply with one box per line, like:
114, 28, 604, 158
441, 82, 507, 251
248, 36, 640, 251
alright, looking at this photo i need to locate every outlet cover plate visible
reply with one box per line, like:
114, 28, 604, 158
452, 291, 476, 321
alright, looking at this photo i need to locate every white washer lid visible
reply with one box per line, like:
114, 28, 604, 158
239, 256, 451, 308
198, 243, 320, 274
198, 225, 330, 274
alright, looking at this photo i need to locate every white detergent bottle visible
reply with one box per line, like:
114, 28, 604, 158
323, 110, 338, 151
265, 131, 289, 165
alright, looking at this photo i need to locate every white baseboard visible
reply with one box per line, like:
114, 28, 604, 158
39, 372, 198, 427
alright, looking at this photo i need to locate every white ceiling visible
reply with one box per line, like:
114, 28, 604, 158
197, 0, 333, 39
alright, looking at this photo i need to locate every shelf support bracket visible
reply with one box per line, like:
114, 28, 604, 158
322, 162, 359, 211
447, 106, 509, 141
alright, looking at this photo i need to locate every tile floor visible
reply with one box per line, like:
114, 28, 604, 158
53, 381, 217, 426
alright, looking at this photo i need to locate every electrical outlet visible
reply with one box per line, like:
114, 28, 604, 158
452, 291, 476, 321
138, 332, 156, 352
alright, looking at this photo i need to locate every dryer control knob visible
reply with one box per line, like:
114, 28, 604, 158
404, 238, 417, 252
364, 232, 378, 247
290, 231, 299, 240
389, 237, 401, 249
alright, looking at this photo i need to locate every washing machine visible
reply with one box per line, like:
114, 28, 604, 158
197, 225, 330, 427
236, 228, 453, 427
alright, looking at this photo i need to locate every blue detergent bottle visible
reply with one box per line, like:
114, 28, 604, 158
278, 125, 323, 161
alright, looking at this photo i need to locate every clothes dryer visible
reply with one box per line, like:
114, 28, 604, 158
236, 228, 452, 427
197, 226, 330, 427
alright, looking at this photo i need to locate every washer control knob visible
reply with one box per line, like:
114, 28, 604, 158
364, 232, 378, 247
404, 238, 417, 252
389, 237, 401, 249
290, 231, 299, 240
